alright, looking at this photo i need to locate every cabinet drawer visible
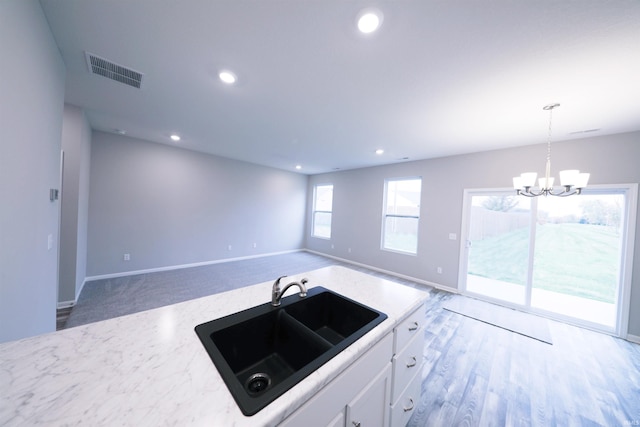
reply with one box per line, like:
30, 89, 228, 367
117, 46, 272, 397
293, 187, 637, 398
393, 304, 424, 354
389, 367, 422, 427
391, 331, 423, 402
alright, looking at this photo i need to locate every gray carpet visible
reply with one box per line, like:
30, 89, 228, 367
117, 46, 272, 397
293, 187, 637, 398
443, 295, 553, 344
63, 251, 422, 328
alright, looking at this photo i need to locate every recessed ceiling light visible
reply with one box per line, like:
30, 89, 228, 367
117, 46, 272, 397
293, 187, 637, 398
375, 149, 384, 155
170, 134, 181, 142
357, 9, 383, 34
113, 129, 126, 135
219, 70, 237, 84
295, 165, 302, 170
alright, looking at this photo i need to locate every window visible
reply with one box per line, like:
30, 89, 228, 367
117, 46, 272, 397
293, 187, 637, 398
382, 178, 422, 254
312, 184, 333, 239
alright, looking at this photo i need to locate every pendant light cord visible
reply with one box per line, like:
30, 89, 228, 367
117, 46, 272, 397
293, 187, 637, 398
543, 103, 559, 188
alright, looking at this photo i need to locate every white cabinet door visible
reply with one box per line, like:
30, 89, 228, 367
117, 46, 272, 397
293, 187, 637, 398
389, 368, 422, 427
346, 364, 391, 427
279, 334, 393, 427
327, 410, 345, 427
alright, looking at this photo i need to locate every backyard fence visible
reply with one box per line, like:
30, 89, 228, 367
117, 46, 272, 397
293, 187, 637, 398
469, 206, 529, 241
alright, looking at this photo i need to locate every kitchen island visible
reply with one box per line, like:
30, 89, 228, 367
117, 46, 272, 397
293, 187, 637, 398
0, 266, 428, 426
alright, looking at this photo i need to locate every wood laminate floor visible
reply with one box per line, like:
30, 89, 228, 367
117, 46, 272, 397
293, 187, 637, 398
409, 289, 640, 427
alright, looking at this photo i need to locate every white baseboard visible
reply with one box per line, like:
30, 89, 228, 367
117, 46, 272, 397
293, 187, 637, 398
57, 300, 75, 309
57, 278, 87, 309
82, 248, 459, 298
627, 334, 640, 344
303, 249, 457, 294
84, 249, 302, 282
75, 278, 86, 302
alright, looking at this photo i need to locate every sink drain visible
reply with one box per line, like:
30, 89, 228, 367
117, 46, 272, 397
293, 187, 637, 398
245, 373, 271, 395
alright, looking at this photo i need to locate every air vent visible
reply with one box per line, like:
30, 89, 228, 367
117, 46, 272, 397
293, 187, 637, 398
85, 52, 144, 89
569, 128, 601, 135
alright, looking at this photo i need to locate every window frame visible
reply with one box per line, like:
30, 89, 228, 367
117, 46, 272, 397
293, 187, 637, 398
381, 177, 422, 255
312, 184, 334, 239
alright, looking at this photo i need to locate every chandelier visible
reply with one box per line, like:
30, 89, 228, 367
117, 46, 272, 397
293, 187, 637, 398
512, 103, 590, 197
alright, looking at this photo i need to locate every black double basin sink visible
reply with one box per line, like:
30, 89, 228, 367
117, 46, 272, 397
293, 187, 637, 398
194, 286, 387, 416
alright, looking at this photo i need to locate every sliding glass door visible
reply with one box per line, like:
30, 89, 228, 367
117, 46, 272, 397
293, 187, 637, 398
460, 186, 637, 334
530, 193, 623, 327
465, 194, 532, 305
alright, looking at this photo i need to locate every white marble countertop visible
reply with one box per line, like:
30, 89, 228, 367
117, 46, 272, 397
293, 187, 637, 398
0, 266, 428, 426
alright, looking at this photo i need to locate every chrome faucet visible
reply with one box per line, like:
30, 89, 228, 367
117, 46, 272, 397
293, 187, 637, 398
271, 275, 308, 306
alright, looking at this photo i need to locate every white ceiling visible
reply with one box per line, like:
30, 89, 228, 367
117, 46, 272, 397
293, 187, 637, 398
40, 0, 640, 175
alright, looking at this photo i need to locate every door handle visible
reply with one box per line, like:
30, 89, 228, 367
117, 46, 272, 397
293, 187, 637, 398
403, 398, 414, 412
408, 321, 419, 331
406, 356, 417, 368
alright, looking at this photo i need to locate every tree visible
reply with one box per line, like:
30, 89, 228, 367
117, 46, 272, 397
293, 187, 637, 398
482, 196, 519, 212
580, 199, 621, 227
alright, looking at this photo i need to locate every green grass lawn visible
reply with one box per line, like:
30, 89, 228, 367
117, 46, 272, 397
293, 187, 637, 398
468, 223, 620, 303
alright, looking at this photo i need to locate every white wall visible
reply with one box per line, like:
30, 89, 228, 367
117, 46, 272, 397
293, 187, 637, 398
59, 104, 91, 304
87, 131, 308, 277
0, 0, 66, 342
306, 132, 640, 336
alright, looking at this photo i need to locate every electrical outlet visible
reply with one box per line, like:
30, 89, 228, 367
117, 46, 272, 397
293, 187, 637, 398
437, 267, 442, 274
449, 233, 457, 240
123, 253, 130, 261
227, 245, 232, 251
252, 243, 257, 248
348, 248, 352, 253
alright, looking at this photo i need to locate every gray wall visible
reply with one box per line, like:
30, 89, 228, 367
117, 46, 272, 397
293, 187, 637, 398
306, 132, 640, 336
59, 104, 91, 303
87, 132, 308, 276
0, 0, 66, 342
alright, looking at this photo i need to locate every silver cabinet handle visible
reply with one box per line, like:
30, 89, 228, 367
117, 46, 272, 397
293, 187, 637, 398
406, 356, 417, 368
408, 321, 419, 331
403, 398, 415, 412
352, 422, 361, 427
